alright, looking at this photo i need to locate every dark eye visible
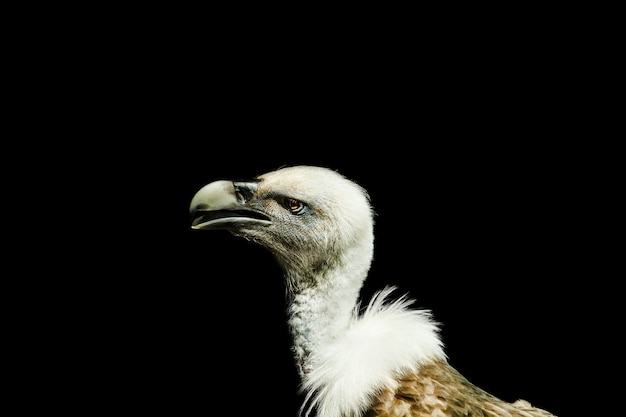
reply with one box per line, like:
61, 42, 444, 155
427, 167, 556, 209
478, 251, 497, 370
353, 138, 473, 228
284, 197, 305, 214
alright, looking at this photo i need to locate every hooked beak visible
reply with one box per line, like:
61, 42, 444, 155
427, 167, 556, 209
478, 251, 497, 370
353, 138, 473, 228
189, 180, 271, 230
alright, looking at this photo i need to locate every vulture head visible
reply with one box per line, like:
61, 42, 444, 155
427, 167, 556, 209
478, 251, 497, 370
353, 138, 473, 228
190, 165, 375, 295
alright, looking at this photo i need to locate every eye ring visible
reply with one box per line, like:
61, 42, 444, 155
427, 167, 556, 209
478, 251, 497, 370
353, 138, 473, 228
284, 197, 305, 214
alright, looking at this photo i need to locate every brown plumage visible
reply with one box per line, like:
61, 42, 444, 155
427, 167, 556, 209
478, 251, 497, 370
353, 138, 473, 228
366, 359, 555, 417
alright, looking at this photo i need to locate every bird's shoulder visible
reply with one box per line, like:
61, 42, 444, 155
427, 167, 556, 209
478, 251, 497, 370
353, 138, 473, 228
364, 359, 556, 417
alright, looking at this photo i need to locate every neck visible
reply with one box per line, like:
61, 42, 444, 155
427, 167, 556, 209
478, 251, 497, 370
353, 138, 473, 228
285, 240, 373, 378
287, 272, 363, 377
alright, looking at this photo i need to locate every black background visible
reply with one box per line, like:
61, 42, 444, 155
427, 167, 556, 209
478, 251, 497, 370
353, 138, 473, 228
107, 140, 576, 417
22, 12, 606, 416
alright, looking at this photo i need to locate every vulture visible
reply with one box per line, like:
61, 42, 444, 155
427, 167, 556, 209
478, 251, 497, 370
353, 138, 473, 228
189, 165, 556, 417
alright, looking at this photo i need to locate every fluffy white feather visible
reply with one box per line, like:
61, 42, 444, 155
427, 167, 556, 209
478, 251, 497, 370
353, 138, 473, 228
300, 286, 445, 417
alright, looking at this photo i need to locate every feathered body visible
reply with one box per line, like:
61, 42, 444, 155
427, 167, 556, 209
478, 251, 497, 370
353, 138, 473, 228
189, 165, 556, 417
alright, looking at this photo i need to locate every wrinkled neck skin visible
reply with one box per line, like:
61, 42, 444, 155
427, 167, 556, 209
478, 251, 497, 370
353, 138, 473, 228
284, 236, 374, 378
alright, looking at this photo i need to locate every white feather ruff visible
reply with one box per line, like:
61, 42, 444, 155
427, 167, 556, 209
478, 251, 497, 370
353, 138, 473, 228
299, 286, 446, 417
